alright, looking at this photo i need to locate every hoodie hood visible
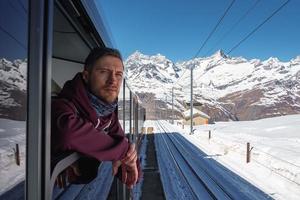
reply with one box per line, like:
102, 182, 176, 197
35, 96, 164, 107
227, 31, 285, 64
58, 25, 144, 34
59, 73, 98, 124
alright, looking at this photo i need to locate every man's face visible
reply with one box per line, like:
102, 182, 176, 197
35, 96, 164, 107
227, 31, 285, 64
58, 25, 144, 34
83, 55, 124, 104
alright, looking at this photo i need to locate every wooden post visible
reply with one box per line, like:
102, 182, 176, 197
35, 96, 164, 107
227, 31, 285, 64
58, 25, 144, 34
208, 130, 211, 140
246, 142, 251, 163
14, 143, 20, 166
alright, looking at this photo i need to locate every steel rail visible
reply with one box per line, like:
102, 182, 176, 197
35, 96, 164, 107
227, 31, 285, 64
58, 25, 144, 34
156, 121, 233, 200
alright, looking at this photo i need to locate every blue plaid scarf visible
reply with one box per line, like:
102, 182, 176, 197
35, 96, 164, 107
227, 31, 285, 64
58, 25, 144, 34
87, 91, 117, 117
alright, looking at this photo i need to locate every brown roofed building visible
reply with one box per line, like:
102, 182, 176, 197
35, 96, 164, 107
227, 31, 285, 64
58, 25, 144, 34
182, 108, 210, 125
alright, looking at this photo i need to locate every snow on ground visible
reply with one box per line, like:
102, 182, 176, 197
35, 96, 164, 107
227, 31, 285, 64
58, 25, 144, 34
0, 119, 26, 195
158, 114, 300, 200
1, 115, 300, 199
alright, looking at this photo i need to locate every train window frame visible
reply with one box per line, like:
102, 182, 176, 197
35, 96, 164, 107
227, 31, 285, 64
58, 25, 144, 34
0, 0, 29, 197
26, 0, 116, 199
0, 0, 140, 199
26, 0, 53, 199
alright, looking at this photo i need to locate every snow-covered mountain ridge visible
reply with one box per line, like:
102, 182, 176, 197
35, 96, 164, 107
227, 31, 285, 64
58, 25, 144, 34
125, 51, 180, 90
125, 50, 300, 121
0, 58, 27, 120
1, 52, 299, 122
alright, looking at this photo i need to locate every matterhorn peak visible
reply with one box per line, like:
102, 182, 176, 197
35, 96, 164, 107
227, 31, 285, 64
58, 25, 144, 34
211, 49, 227, 59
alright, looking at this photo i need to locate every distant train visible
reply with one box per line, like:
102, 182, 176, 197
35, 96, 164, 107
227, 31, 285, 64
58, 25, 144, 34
0, 0, 145, 199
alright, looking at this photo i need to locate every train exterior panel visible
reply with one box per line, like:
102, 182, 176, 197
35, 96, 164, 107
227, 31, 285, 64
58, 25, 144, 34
0, 0, 145, 199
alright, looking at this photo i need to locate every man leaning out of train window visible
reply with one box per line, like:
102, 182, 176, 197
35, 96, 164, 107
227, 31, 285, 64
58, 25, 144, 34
51, 47, 142, 189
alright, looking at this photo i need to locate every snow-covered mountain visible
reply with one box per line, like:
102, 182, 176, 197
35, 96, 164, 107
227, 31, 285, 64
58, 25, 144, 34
0, 58, 27, 120
125, 50, 300, 121
125, 51, 185, 119
1, 52, 299, 122
125, 51, 180, 93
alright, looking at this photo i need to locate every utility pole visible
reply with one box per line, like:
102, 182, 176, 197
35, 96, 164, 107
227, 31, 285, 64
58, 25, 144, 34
190, 65, 193, 134
165, 94, 167, 120
172, 87, 174, 124
154, 98, 156, 120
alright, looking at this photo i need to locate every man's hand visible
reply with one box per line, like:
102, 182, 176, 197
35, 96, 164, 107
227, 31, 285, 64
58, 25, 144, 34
112, 143, 139, 188
122, 143, 137, 168
123, 162, 138, 189
122, 143, 138, 188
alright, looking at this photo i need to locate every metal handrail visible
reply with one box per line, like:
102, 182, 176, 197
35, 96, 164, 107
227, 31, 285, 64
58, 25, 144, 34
50, 152, 82, 199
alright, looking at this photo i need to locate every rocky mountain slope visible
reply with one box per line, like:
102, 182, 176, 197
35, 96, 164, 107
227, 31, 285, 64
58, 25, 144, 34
1, 51, 299, 122
125, 50, 300, 121
0, 58, 27, 120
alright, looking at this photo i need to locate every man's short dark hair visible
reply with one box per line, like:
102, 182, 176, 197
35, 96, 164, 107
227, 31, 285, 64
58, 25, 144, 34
84, 47, 123, 71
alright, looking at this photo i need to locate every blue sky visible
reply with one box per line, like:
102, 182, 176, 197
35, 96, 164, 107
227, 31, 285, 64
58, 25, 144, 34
98, 0, 300, 62
0, 0, 28, 60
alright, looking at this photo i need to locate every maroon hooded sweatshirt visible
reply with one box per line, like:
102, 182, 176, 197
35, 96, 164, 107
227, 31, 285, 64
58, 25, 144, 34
51, 73, 129, 161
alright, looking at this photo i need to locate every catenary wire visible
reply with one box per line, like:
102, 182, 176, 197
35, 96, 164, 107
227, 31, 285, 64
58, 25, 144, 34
193, 0, 235, 58
0, 24, 27, 50
227, 0, 291, 54
8, 0, 27, 19
204, 0, 262, 57
170, 0, 290, 118
17, 0, 27, 14
173, 0, 235, 87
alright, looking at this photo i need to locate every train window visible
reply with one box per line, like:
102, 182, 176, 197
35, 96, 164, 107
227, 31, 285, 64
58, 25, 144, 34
53, 5, 91, 63
118, 80, 125, 129
138, 101, 145, 134
0, 0, 28, 197
124, 83, 131, 135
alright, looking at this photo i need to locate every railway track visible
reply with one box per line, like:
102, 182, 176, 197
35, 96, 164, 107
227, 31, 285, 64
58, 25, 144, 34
155, 120, 233, 200
155, 120, 274, 200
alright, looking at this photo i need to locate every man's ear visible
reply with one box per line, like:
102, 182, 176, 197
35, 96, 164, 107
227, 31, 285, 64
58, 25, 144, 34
82, 70, 89, 83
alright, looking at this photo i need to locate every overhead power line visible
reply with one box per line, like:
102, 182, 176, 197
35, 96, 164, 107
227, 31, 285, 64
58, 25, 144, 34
227, 0, 291, 54
205, 0, 262, 57
0, 24, 27, 50
193, 0, 235, 58
8, 0, 27, 19
17, 0, 27, 14
174, 0, 235, 87
7, 0, 28, 31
